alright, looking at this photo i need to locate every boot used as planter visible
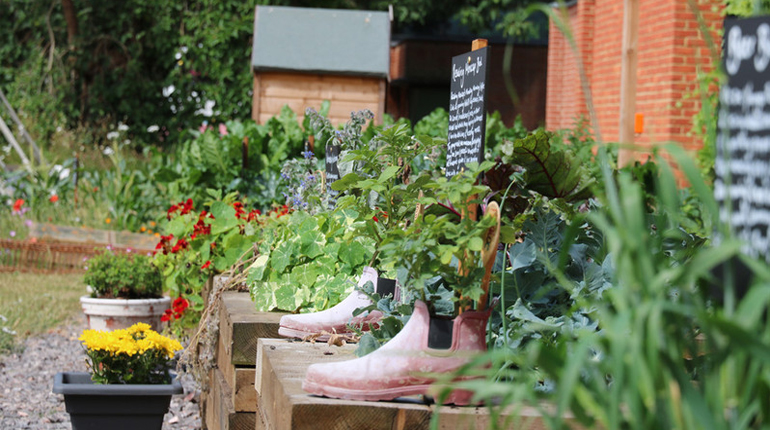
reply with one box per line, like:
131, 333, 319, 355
302, 299, 492, 405
53, 372, 182, 430
278, 266, 398, 341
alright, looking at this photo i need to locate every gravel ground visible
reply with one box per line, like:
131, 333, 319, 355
0, 321, 201, 429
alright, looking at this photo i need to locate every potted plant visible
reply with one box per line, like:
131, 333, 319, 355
81, 249, 169, 331
53, 322, 184, 429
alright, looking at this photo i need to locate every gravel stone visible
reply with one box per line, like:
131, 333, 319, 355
0, 321, 201, 429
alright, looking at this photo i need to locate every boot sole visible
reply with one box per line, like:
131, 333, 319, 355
302, 379, 476, 406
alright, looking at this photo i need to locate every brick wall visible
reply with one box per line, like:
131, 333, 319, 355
546, 0, 723, 156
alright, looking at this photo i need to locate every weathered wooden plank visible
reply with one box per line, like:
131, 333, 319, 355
234, 367, 257, 412
206, 367, 257, 430
219, 291, 285, 366
256, 339, 577, 430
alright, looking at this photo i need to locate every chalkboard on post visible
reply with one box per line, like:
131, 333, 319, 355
715, 16, 770, 263
446, 45, 489, 179
325, 143, 341, 210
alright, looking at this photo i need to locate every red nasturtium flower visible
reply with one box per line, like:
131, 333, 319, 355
201, 260, 211, 269
162, 297, 190, 322
171, 238, 189, 254
12, 199, 24, 213
154, 234, 175, 255
49, 195, 59, 203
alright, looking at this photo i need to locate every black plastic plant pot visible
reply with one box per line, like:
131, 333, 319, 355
52, 372, 183, 430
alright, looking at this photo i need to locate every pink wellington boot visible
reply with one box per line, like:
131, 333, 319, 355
278, 267, 398, 342
302, 300, 491, 405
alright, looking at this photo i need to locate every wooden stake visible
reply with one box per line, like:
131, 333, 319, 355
618, 0, 639, 166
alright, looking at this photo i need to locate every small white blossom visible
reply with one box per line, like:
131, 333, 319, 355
1, 327, 16, 336
117, 123, 129, 132
106, 131, 120, 140
162, 85, 176, 98
123, 139, 131, 145
103, 147, 115, 156
147, 125, 160, 133
195, 100, 216, 117
0, 314, 6, 323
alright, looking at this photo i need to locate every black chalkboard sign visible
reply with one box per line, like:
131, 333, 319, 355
325, 143, 341, 210
446, 47, 489, 178
716, 16, 770, 262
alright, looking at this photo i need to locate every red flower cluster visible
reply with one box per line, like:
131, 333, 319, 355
155, 234, 175, 255
269, 205, 291, 218
167, 198, 194, 220
201, 260, 211, 269
171, 238, 189, 253
49, 195, 59, 203
161, 296, 189, 322
191, 210, 214, 240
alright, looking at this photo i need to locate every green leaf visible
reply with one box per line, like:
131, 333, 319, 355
247, 254, 269, 283
271, 240, 294, 274
331, 172, 364, 191
468, 236, 484, 252
377, 165, 401, 183
274, 284, 297, 311
513, 130, 592, 201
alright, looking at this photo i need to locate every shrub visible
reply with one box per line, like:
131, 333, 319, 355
84, 251, 163, 299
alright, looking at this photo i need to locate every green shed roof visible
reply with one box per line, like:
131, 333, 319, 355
252, 6, 390, 78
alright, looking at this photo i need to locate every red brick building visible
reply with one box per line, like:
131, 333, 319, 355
546, 0, 723, 156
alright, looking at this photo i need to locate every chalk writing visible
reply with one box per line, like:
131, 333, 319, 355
446, 47, 488, 178
716, 17, 770, 262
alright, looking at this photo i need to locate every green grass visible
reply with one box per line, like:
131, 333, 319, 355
0, 271, 86, 353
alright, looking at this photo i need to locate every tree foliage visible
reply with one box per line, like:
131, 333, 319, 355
0, 0, 541, 147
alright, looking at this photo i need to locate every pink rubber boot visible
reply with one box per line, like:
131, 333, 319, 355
278, 267, 397, 342
302, 300, 491, 405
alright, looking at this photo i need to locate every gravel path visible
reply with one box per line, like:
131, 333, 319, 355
0, 321, 201, 429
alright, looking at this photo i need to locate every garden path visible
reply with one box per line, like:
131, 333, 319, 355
0, 320, 201, 429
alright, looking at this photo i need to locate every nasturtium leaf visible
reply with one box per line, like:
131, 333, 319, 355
251, 281, 276, 312
291, 264, 318, 288
165, 216, 189, 238
246, 254, 269, 283
300, 230, 325, 259
274, 284, 297, 311
271, 240, 294, 274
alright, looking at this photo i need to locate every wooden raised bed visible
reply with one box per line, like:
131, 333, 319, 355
255, 338, 570, 430
202, 291, 286, 430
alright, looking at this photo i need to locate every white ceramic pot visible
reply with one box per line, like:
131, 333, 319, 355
80, 296, 170, 331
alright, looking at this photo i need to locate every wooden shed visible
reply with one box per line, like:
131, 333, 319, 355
251, 6, 390, 126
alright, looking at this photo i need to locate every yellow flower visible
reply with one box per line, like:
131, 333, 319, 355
105, 218, 111, 224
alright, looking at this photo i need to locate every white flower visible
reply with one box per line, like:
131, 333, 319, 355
162, 85, 176, 98
147, 125, 160, 133
51, 164, 70, 180
117, 123, 129, 131
103, 147, 115, 156
181, 45, 188, 54
195, 100, 216, 117
123, 139, 131, 145
1, 327, 16, 336
0, 314, 6, 323
106, 131, 120, 140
